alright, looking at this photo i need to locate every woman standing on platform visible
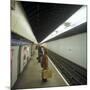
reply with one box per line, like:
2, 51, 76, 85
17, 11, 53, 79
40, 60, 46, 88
40, 46, 48, 82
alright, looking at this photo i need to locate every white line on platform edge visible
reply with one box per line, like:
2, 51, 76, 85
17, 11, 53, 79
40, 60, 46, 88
48, 56, 69, 86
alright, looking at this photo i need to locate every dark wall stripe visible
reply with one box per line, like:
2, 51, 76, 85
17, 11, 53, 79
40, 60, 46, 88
11, 32, 32, 46
45, 22, 87, 43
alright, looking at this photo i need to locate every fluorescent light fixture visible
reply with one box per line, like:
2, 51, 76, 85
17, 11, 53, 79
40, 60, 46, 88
40, 6, 86, 43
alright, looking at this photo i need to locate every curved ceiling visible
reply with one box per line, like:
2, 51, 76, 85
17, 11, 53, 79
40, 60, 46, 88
20, 1, 82, 42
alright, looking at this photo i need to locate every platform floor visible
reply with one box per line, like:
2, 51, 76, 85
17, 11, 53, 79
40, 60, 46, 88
13, 51, 68, 89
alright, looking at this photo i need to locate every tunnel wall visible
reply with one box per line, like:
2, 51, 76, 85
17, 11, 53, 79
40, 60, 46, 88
46, 32, 87, 69
11, 2, 37, 44
20, 45, 31, 73
11, 46, 19, 87
11, 45, 32, 87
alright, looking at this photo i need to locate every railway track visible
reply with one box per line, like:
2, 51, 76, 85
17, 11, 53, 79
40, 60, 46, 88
48, 50, 87, 85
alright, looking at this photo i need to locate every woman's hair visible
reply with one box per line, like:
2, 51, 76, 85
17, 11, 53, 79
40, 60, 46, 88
40, 46, 48, 55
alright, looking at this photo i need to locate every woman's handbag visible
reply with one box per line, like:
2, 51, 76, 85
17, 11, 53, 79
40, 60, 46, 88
42, 68, 52, 79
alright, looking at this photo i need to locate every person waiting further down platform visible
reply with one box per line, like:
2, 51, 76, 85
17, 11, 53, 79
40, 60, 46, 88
36, 45, 41, 62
